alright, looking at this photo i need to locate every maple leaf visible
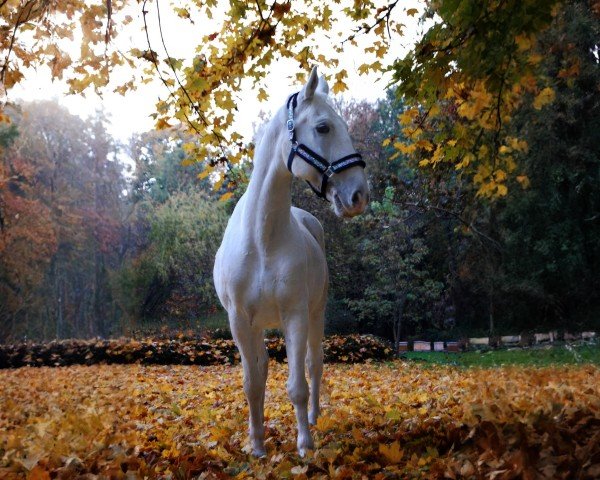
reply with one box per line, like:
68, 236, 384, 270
533, 87, 556, 110
379, 441, 404, 464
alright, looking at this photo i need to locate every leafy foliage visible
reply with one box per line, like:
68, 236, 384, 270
349, 186, 444, 351
392, 0, 561, 198
1, 361, 599, 478
114, 190, 228, 324
1, 0, 570, 197
1, 1, 599, 344
0, 102, 125, 341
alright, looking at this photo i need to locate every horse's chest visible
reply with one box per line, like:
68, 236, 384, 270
221, 238, 324, 311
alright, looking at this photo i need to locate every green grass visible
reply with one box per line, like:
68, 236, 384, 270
402, 343, 600, 368
201, 310, 229, 330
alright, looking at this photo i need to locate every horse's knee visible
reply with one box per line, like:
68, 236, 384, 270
287, 378, 309, 406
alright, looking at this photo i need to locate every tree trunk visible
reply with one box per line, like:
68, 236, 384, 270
489, 290, 494, 335
393, 294, 407, 355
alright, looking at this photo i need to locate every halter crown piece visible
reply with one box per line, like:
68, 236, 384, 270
286, 92, 366, 200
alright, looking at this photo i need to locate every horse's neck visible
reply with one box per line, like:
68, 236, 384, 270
243, 114, 292, 247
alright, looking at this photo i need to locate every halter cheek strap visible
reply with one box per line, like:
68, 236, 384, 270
286, 92, 365, 200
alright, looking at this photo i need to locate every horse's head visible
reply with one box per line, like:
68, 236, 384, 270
282, 67, 369, 218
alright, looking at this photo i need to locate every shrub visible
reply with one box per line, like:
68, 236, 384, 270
0, 334, 394, 369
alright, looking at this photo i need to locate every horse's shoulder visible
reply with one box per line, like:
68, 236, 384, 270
292, 207, 325, 249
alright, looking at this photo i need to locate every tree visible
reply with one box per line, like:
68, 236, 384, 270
348, 187, 443, 352
0, 116, 58, 340
0, 101, 126, 340
128, 129, 210, 205
114, 190, 228, 326
495, 0, 600, 331
1, 0, 565, 198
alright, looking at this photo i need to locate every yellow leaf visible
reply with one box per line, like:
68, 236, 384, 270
219, 191, 234, 202
494, 169, 507, 182
406, 8, 419, 16
332, 69, 348, 94
382, 138, 391, 147
379, 441, 404, 464
399, 109, 418, 125
497, 184, 508, 196
533, 87, 555, 110
358, 63, 370, 75
528, 53, 543, 65
394, 142, 416, 155
375, 44, 387, 58
332, 80, 347, 94
416, 139, 434, 151
457, 102, 478, 120
515, 34, 532, 51
516, 175, 530, 188
156, 118, 172, 130
257, 88, 268, 102
316, 415, 337, 432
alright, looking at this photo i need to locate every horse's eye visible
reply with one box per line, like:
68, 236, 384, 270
316, 123, 330, 134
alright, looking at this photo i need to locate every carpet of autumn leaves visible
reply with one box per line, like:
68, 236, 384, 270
1, 361, 599, 479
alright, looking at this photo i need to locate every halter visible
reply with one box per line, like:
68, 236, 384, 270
286, 92, 365, 200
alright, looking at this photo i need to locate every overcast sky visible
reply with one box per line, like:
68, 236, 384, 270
10, 2, 424, 143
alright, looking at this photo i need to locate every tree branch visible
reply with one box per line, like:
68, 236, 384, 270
1, 0, 39, 84
404, 201, 504, 251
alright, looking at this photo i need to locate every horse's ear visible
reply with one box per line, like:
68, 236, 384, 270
317, 75, 329, 96
300, 66, 319, 102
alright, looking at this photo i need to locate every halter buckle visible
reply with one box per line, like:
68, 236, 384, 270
324, 166, 335, 178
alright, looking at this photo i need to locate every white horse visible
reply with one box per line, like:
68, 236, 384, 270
213, 67, 369, 457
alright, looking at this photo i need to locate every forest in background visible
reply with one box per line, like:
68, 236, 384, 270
0, 1, 598, 345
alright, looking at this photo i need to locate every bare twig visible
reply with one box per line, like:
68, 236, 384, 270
141, 1, 201, 136
404, 201, 504, 251
105, 0, 112, 44
154, 0, 233, 169
1, 0, 39, 84
343, 0, 400, 43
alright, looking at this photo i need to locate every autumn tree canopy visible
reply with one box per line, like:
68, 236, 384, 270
0, 0, 598, 340
1, 0, 586, 199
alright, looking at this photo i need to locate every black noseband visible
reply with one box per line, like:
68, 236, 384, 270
286, 92, 365, 200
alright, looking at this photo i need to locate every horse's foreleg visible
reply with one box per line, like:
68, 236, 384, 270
284, 314, 313, 456
306, 312, 324, 425
231, 319, 268, 457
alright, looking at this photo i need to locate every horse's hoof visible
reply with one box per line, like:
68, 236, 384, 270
252, 448, 267, 458
298, 447, 311, 458
297, 436, 314, 457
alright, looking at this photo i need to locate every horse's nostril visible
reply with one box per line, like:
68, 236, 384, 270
352, 190, 363, 207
